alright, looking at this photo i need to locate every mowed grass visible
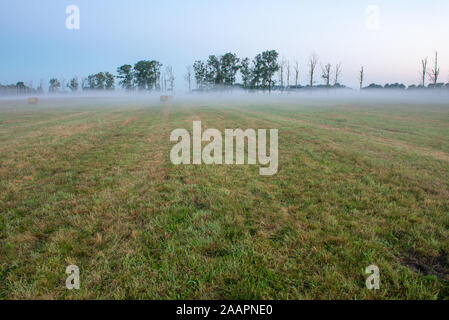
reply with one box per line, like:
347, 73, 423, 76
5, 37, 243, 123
0, 96, 448, 299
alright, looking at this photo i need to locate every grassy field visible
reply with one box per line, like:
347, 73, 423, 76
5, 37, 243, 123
1, 96, 448, 299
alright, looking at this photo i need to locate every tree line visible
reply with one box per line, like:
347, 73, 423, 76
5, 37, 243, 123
192, 50, 281, 92
188, 49, 448, 92
359, 52, 447, 91
46, 60, 167, 94
1, 50, 448, 96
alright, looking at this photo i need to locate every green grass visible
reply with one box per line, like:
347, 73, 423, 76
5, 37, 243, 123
0, 96, 448, 299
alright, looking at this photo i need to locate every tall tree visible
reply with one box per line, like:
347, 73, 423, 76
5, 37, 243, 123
86, 74, 97, 90
49, 78, 61, 93
37, 80, 44, 94
84, 72, 113, 90
95, 72, 106, 90
221, 53, 240, 86
105, 72, 115, 90
250, 56, 262, 88
294, 61, 300, 87
253, 50, 280, 93
67, 77, 79, 92
420, 57, 428, 87
134, 60, 163, 91
193, 60, 207, 90
321, 63, 332, 87
16, 82, 27, 95
308, 53, 318, 87
428, 52, 440, 86
81, 78, 87, 91
359, 67, 365, 90
165, 66, 175, 91
207, 55, 222, 86
240, 58, 252, 89
334, 63, 342, 86
60, 79, 67, 93
185, 66, 192, 92
117, 64, 134, 90
263, 50, 280, 93
279, 58, 286, 90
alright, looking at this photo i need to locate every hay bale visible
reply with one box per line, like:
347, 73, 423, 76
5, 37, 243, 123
28, 97, 39, 105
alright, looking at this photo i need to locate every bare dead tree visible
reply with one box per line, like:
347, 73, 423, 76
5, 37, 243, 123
185, 66, 192, 92
428, 51, 440, 85
159, 74, 165, 92
321, 63, 332, 87
359, 67, 364, 90
286, 61, 291, 89
279, 58, 286, 90
81, 78, 87, 91
165, 66, 175, 92
38, 79, 44, 93
420, 57, 428, 87
334, 63, 342, 86
294, 61, 300, 87
61, 78, 66, 93
308, 53, 318, 87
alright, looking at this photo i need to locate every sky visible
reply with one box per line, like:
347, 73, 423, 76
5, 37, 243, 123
1, 0, 448, 90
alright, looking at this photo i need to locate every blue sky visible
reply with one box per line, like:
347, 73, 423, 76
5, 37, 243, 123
1, 0, 448, 89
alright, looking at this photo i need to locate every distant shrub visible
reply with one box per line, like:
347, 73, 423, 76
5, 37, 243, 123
363, 83, 383, 90
384, 83, 406, 90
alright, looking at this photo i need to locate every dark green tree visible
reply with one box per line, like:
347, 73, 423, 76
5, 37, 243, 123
86, 74, 96, 90
117, 64, 134, 90
193, 60, 207, 90
221, 53, 240, 86
85, 72, 107, 90
240, 57, 252, 89
253, 50, 279, 92
105, 72, 115, 90
49, 78, 61, 93
67, 77, 79, 92
206, 55, 222, 86
134, 60, 162, 91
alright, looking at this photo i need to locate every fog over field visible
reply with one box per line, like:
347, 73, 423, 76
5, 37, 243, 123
2, 90, 449, 110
